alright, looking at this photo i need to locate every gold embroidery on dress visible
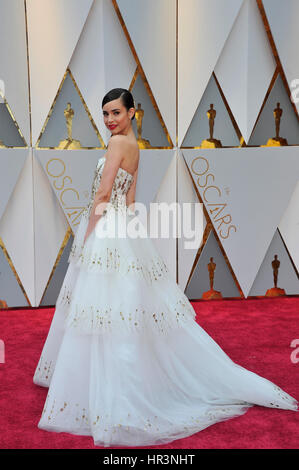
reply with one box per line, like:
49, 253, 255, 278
38, 387, 297, 440
34, 355, 54, 385
85, 158, 134, 216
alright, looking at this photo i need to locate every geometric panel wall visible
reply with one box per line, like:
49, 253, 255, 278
0, 0, 298, 308
249, 229, 299, 296
185, 230, 241, 300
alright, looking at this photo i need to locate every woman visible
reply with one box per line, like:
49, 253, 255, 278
34, 88, 297, 448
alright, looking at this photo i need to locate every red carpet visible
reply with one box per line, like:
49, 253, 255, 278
0, 297, 298, 449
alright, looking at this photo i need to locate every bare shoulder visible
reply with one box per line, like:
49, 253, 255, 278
109, 134, 139, 149
107, 135, 139, 175
108, 134, 132, 149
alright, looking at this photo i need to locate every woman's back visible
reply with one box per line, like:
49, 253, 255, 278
118, 135, 139, 177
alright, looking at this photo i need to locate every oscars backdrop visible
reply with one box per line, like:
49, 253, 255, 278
0, 0, 298, 308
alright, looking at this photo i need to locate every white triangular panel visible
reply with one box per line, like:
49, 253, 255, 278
0, 150, 35, 305
131, 73, 171, 147
182, 147, 299, 297
33, 153, 69, 306
151, 150, 177, 280
70, 0, 136, 146
0, 0, 30, 144
248, 74, 299, 146
136, 150, 174, 219
37, 71, 103, 148
133, 149, 174, 242
178, 0, 244, 146
182, 74, 240, 147
249, 230, 299, 296
178, 150, 206, 291
35, 149, 106, 234
116, 0, 176, 144
279, 180, 299, 274
185, 230, 240, 299
27, 0, 93, 145
214, 0, 276, 143
263, 0, 299, 117
0, 149, 27, 220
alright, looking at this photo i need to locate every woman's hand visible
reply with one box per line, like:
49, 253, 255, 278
83, 228, 91, 245
83, 207, 99, 246
83, 199, 108, 246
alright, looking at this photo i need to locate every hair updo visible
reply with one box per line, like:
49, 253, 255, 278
102, 88, 135, 120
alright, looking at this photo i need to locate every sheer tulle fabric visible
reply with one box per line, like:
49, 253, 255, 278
33, 158, 298, 448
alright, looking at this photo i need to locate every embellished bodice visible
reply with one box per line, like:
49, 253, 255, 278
86, 156, 134, 215
67, 154, 172, 293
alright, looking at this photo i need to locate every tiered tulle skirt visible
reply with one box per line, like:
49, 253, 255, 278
33, 205, 298, 447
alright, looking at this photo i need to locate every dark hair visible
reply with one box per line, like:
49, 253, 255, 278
102, 88, 135, 120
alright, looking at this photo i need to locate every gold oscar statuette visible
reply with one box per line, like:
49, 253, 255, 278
200, 104, 222, 149
58, 102, 82, 149
265, 254, 286, 297
135, 103, 151, 149
202, 257, 222, 300
262, 102, 288, 147
0, 299, 8, 308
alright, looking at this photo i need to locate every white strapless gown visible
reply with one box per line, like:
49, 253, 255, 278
33, 156, 298, 447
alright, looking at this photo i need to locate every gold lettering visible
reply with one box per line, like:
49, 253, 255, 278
215, 213, 232, 230
60, 188, 80, 207
46, 158, 85, 225
197, 172, 214, 188
220, 224, 237, 239
67, 207, 85, 225
54, 175, 72, 190
191, 155, 237, 238
46, 158, 65, 177
191, 156, 209, 175
203, 185, 221, 202
208, 203, 227, 220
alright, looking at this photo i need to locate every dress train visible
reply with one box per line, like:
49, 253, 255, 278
33, 157, 298, 447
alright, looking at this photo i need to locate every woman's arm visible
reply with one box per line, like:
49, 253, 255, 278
83, 193, 109, 245
83, 136, 126, 245
126, 165, 138, 213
